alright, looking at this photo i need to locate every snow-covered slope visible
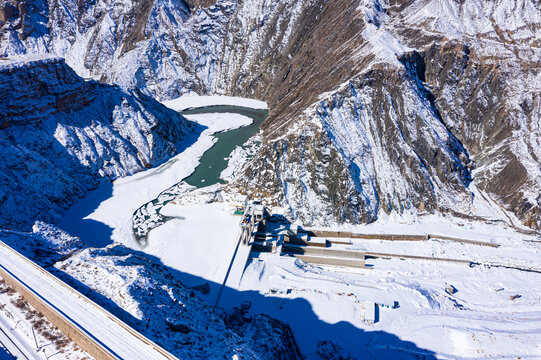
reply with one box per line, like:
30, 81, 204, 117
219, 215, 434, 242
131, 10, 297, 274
234, 63, 474, 225
0, 223, 302, 359
56, 244, 302, 359
230, 0, 541, 229
0, 1, 540, 357
4, 0, 539, 228
0, 56, 194, 230
0, 0, 307, 99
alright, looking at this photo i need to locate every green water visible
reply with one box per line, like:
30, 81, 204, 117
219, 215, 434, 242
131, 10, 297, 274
180, 105, 268, 187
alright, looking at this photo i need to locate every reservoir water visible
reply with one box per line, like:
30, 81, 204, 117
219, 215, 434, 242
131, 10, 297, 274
181, 105, 268, 187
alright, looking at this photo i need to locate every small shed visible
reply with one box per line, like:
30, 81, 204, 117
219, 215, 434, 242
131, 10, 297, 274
232, 195, 249, 215
235, 194, 249, 205
362, 301, 376, 325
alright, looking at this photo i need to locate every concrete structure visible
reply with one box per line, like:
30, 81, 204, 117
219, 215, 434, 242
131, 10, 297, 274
284, 234, 327, 247
0, 241, 177, 360
285, 255, 366, 269
365, 251, 471, 265
240, 212, 254, 245
253, 205, 264, 222
239, 203, 265, 246
282, 244, 365, 260
304, 228, 499, 247
281, 243, 367, 268
250, 219, 370, 269
252, 240, 277, 253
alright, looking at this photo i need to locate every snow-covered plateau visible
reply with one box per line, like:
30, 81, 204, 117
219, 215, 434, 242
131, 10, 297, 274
1, 0, 541, 359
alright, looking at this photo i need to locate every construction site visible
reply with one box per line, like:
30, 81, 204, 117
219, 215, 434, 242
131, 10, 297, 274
232, 198, 499, 270
223, 197, 533, 327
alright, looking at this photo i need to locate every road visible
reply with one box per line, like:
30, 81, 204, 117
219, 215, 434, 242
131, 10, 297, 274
0, 241, 175, 360
0, 320, 35, 360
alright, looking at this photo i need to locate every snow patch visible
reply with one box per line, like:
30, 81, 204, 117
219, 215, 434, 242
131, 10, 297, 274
162, 95, 268, 112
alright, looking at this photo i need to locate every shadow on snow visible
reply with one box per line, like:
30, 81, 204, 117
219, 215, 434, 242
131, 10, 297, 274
37, 243, 436, 359
56, 123, 206, 248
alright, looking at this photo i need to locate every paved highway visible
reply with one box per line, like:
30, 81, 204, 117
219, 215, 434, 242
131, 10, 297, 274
0, 241, 176, 360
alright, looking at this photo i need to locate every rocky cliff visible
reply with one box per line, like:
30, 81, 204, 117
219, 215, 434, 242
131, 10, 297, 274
0, 56, 194, 229
231, 0, 541, 229
1, 0, 540, 229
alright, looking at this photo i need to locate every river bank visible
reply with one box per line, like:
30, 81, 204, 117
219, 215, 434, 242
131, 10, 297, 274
181, 105, 268, 187
59, 97, 267, 251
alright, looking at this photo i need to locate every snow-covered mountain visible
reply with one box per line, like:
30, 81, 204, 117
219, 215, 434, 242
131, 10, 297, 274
2, 0, 537, 229
1, 0, 540, 358
232, 0, 541, 228
0, 56, 194, 230
0, 52, 303, 357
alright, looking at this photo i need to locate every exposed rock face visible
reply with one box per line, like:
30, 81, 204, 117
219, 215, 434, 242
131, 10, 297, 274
230, 0, 540, 228
235, 63, 473, 225
185, 0, 217, 10
1, 56, 97, 125
0, 56, 194, 230
0, 3, 16, 22
227, 313, 302, 360
420, 42, 541, 229
389, 0, 541, 229
1, 0, 540, 228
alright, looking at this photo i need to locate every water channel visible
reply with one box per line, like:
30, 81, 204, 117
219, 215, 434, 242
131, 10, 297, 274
181, 105, 268, 187
133, 104, 268, 245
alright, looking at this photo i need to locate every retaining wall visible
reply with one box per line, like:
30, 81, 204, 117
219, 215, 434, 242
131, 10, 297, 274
0, 265, 116, 360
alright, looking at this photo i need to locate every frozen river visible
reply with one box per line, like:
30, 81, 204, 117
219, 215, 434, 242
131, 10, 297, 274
181, 105, 268, 187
